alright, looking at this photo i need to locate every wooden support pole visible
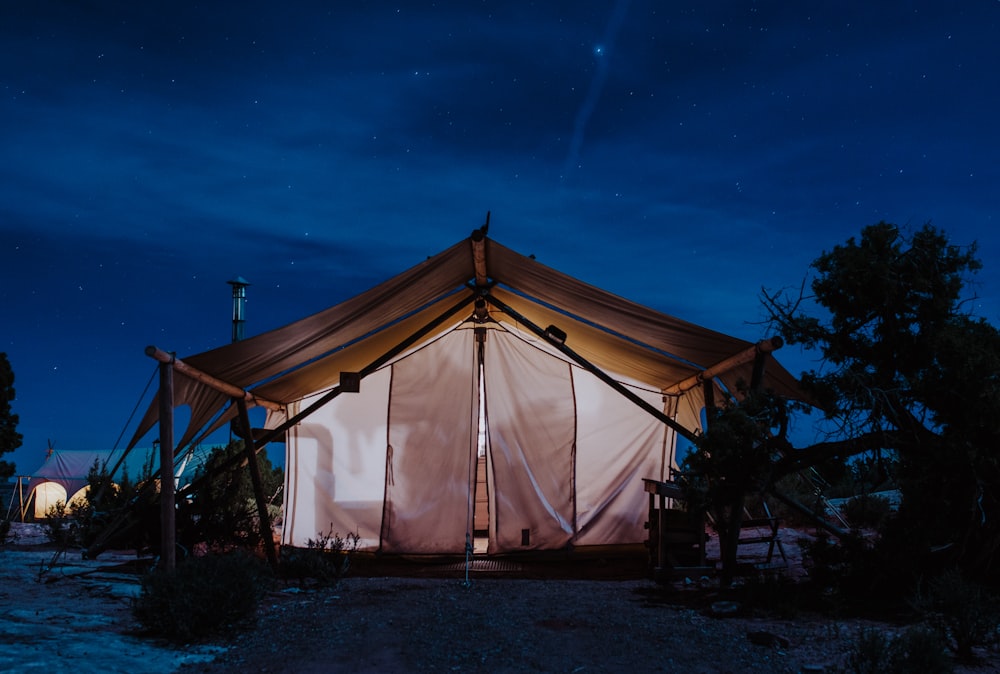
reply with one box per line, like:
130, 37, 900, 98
662, 337, 784, 396
144, 345, 282, 411
18, 477, 27, 522
750, 345, 771, 391
657, 492, 667, 570
158, 358, 176, 571
703, 377, 716, 414
236, 397, 279, 571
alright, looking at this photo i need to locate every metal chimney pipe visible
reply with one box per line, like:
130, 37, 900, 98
227, 276, 250, 342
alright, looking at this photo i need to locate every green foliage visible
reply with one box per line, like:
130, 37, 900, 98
842, 627, 895, 674
680, 386, 791, 584
44, 500, 73, 545
801, 532, 919, 609
807, 457, 853, 498
70, 458, 151, 548
132, 552, 270, 642
763, 222, 1000, 583
765, 473, 827, 526
38, 457, 155, 550
842, 625, 952, 674
684, 387, 790, 489
176, 440, 283, 553
914, 569, 1000, 661
85, 455, 148, 512
841, 494, 892, 530
899, 314, 1000, 580
0, 352, 21, 480
821, 451, 897, 499
281, 527, 360, 586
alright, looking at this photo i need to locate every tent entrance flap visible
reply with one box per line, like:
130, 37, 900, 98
379, 330, 478, 554
483, 329, 576, 552
472, 353, 490, 545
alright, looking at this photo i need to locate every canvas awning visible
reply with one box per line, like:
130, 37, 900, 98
131, 234, 802, 448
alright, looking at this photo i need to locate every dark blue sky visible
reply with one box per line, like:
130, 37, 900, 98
3, 1, 998, 474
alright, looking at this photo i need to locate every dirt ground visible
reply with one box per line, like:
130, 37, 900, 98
3, 523, 997, 673
181, 575, 868, 673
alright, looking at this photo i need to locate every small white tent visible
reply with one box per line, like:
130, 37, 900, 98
14, 447, 186, 520
131, 231, 802, 555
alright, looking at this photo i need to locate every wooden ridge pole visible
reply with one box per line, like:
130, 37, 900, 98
661, 337, 784, 396
144, 345, 282, 411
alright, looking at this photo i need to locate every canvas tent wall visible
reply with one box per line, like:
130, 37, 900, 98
130, 231, 803, 555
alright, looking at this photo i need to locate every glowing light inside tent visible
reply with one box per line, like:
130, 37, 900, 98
68, 487, 90, 509
32, 482, 67, 519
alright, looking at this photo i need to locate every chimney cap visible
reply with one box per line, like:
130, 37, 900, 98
227, 276, 251, 287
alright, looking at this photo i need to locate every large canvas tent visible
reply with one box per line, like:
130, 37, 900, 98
131, 231, 802, 556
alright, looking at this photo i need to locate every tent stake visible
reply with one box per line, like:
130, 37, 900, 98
485, 292, 699, 443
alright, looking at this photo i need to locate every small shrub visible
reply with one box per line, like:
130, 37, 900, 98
132, 552, 270, 642
842, 625, 952, 674
801, 532, 877, 606
890, 625, 953, 673
843, 627, 894, 674
840, 494, 892, 530
44, 501, 75, 546
915, 568, 1000, 661
0, 518, 10, 544
801, 527, 930, 607
281, 527, 359, 586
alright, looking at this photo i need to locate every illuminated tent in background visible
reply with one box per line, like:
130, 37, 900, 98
130, 229, 803, 556
15, 448, 198, 520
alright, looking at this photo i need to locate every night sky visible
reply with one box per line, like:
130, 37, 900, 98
3, 2, 998, 474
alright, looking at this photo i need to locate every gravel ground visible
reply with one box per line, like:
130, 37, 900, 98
178, 533, 1000, 674
5, 523, 996, 673
179, 576, 888, 674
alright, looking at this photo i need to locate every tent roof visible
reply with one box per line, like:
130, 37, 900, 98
24, 447, 198, 493
131, 233, 804, 449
